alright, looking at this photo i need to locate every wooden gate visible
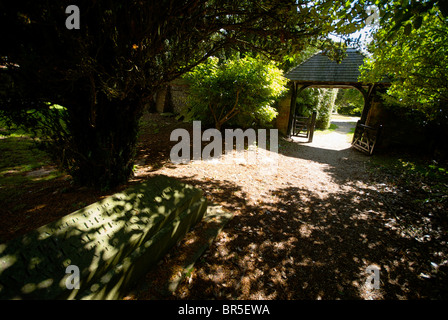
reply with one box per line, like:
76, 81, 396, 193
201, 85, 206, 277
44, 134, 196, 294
292, 111, 317, 142
351, 120, 382, 155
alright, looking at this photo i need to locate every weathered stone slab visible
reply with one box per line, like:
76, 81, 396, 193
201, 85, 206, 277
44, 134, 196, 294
0, 175, 207, 299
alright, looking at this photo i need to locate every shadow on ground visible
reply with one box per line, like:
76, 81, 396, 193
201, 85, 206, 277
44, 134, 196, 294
129, 115, 448, 299
3, 112, 447, 300
145, 124, 448, 299
165, 171, 448, 299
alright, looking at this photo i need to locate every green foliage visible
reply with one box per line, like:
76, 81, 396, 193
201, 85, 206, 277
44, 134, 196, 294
316, 89, 338, 130
184, 56, 287, 130
296, 88, 338, 130
360, 6, 448, 120
361, 5, 448, 158
296, 88, 319, 117
0, 130, 63, 206
374, 0, 447, 40
335, 88, 364, 116
0, 104, 70, 166
0, 135, 53, 183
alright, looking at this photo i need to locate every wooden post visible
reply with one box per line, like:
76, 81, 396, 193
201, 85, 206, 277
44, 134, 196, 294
292, 112, 297, 136
359, 84, 376, 124
308, 111, 317, 143
287, 82, 298, 137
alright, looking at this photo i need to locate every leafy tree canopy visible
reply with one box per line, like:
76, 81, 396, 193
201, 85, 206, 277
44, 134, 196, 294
374, 0, 447, 39
360, 6, 448, 120
0, 0, 372, 188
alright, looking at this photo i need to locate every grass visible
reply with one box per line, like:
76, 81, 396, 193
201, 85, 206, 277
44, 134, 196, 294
0, 136, 50, 177
347, 126, 356, 135
0, 132, 63, 205
0, 110, 66, 184
346, 125, 356, 142
314, 123, 339, 134
313, 117, 358, 143
331, 113, 360, 120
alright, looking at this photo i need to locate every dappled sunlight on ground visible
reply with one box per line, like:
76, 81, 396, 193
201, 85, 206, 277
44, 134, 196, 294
2, 112, 446, 300
129, 114, 448, 299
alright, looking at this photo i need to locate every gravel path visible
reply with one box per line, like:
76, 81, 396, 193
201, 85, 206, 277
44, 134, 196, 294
131, 114, 447, 300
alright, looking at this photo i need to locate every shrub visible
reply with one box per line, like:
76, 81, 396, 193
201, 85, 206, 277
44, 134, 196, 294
296, 88, 338, 130
184, 56, 287, 130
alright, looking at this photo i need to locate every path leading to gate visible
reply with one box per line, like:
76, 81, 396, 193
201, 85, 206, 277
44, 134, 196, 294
307, 114, 360, 151
286, 114, 368, 201
130, 112, 439, 300
293, 114, 362, 161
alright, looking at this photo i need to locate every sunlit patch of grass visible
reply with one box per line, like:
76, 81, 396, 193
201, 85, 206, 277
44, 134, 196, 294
315, 123, 339, 134
1, 136, 48, 172
0, 134, 63, 204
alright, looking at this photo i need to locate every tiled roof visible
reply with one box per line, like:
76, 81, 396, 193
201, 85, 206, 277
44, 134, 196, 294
285, 48, 382, 84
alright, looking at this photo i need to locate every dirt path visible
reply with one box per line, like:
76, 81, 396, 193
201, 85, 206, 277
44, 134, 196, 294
131, 114, 447, 300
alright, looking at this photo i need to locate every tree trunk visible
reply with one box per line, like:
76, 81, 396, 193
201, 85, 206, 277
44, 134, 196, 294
66, 92, 144, 190
212, 91, 240, 131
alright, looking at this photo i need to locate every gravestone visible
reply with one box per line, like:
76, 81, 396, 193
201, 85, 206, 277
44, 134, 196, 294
0, 175, 207, 299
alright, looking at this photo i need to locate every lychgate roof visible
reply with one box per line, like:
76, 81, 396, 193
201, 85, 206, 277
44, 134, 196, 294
285, 48, 370, 85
